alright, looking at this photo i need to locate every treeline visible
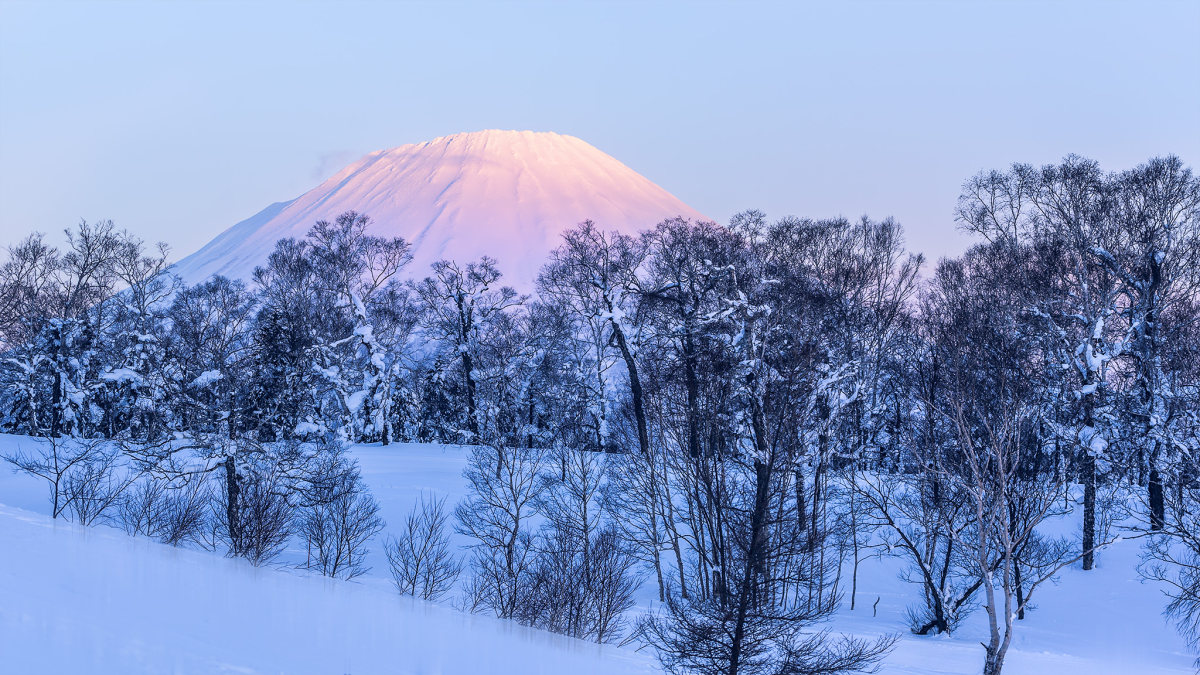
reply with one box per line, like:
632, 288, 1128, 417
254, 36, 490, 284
1, 155, 1198, 675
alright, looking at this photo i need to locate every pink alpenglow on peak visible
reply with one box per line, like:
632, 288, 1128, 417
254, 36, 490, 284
171, 130, 708, 290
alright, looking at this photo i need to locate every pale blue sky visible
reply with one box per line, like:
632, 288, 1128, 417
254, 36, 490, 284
1, 0, 1197, 263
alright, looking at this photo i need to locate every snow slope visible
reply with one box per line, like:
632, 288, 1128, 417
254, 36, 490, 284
170, 130, 708, 290
0, 435, 1193, 674
0, 507, 658, 674
347, 444, 1195, 675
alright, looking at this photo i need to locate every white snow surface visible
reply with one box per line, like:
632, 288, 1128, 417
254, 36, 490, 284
0, 435, 1193, 674
0, 441, 657, 675
170, 130, 708, 290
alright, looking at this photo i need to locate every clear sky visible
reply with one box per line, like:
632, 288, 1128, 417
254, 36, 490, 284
1, 0, 1197, 265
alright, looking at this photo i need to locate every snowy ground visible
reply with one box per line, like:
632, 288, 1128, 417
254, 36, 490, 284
0, 503, 658, 675
0, 434, 1194, 674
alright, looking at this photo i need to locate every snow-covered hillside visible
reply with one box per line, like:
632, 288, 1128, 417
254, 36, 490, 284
170, 130, 708, 289
0, 435, 1193, 674
0, 442, 659, 674
0, 504, 661, 675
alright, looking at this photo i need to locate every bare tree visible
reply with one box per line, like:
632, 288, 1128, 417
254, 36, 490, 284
385, 494, 461, 601
4, 436, 128, 520
933, 351, 1120, 675
60, 443, 136, 525
642, 571, 895, 675
455, 435, 546, 618
853, 470, 983, 635
298, 451, 384, 579
523, 525, 639, 644
213, 462, 293, 566
1141, 516, 1200, 668
1137, 385, 1200, 667
519, 440, 640, 643
119, 471, 211, 546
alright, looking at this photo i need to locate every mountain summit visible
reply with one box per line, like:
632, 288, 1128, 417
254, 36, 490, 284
171, 130, 707, 289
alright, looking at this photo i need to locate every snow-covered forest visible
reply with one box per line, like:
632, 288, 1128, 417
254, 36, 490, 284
2, 154, 1199, 675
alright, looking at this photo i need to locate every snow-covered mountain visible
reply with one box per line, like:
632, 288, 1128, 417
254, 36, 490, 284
171, 130, 707, 289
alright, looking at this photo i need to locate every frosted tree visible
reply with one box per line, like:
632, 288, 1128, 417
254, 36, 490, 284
540, 221, 652, 456
249, 213, 411, 442
1102, 158, 1200, 528
304, 212, 412, 444
165, 276, 256, 437
0, 234, 59, 433
100, 234, 176, 439
413, 256, 523, 443
540, 221, 687, 600
959, 159, 1131, 569
0, 221, 138, 437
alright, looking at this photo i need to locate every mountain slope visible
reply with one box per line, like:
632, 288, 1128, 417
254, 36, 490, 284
171, 130, 707, 289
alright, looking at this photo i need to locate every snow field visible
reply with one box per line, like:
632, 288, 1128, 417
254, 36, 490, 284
0, 434, 1194, 674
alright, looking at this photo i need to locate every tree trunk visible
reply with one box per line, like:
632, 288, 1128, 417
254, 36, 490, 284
612, 325, 650, 458
729, 459, 771, 675
1014, 558, 1025, 621
1082, 449, 1096, 571
811, 399, 830, 551
1009, 499, 1025, 620
225, 458, 241, 556
1149, 465, 1165, 530
526, 400, 535, 449
51, 367, 63, 438
983, 648, 1007, 675
1081, 388, 1097, 571
461, 349, 478, 438
811, 455, 825, 552
1144, 249, 1165, 531
683, 330, 701, 459
652, 527, 666, 602
850, 465, 859, 610
795, 467, 806, 542
673, 531, 688, 600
